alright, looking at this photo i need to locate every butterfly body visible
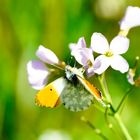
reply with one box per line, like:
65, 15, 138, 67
65, 65, 103, 103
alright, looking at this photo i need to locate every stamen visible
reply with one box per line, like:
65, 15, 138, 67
105, 51, 113, 57
87, 60, 93, 67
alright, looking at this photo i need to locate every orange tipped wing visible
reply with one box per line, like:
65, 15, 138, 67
35, 77, 66, 108
77, 76, 105, 105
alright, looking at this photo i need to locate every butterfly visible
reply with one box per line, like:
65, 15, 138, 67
35, 63, 105, 111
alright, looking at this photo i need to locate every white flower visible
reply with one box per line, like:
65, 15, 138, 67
71, 48, 94, 67
27, 60, 50, 90
91, 33, 130, 74
120, 6, 140, 30
27, 45, 60, 90
69, 37, 99, 77
69, 37, 86, 53
36, 45, 59, 64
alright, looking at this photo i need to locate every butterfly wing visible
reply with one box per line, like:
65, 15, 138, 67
35, 77, 66, 108
61, 80, 94, 112
77, 76, 105, 106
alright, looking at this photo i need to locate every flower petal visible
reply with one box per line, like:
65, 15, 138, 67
36, 45, 59, 64
93, 55, 110, 74
69, 37, 86, 52
77, 37, 86, 48
120, 6, 140, 30
27, 60, 49, 90
91, 33, 109, 54
86, 67, 95, 77
110, 35, 129, 54
110, 55, 129, 73
69, 43, 77, 52
72, 48, 94, 66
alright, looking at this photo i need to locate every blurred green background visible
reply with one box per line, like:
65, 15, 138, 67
0, 0, 140, 140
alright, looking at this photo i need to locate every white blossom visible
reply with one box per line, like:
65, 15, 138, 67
91, 33, 129, 74
120, 6, 140, 30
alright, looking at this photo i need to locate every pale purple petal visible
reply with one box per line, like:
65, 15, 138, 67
77, 37, 86, 48
91, 33, 109, 54
110, 55, 129, 73
36, 45, 59, 64
27, 60, 50, 90
110, 35, 129, 54
93, 55, 110, 74
86, 58, 102, 77
120, 6, 140, 30
69, 37, 86, 52
86, 67, 95, 77
69, 43, 77, 52
94, 57, 102, 69
72, 48, 94, 66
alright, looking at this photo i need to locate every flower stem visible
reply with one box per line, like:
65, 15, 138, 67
114, 113, 133, 140
81, 116, 109, 140
105, 107, 124, 140
116, 87, 134, 113
98, 73, 112, 104
118, 29, 129, 37
98, 72, 133, 140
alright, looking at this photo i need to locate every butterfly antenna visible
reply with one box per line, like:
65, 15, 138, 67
50, 64, 64, 71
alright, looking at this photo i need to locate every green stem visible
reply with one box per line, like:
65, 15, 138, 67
105, 107, 123, 140
81, 116, 109, 140
116, 87, 134, 113
114, 113, 133, 140
98, 73, 133, 140
98, 73, 112, 104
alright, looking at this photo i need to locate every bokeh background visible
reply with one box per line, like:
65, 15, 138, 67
0, 0, 140, 140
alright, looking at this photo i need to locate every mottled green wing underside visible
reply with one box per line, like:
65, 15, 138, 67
60, 80, 94, 112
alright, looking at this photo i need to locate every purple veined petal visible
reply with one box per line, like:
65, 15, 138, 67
27, 60, 50, 90
86, 56, 101, 77
71, 48, 94, 66
110, 55, 129, 73
69, 37, 86, 52
120, 6, 140, 30
110, 35, 130, 54
86, 67, 95, 77
36, 45, 59, 64
77, 37, 86, 48
91, 33, 109, 54
93, 55, 110, 74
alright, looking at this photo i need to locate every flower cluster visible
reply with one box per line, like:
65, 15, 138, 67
27, 6, 140, 90
27, 34, 130, 90
70, 33, 129, 76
